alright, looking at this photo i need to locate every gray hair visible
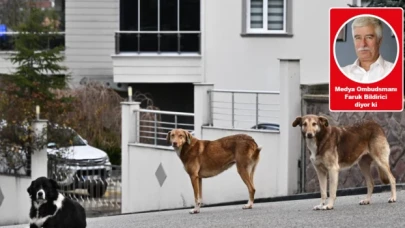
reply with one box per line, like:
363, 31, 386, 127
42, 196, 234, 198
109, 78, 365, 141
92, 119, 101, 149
351, 16, 383, 40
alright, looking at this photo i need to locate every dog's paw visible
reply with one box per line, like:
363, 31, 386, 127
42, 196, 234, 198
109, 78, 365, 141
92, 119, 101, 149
242, 204, 253, 210
189, 208, 200, 214
359, 199, 370, 205
321, 205, 334, 210
388, 197, 396, 203
313, 204, 323, 210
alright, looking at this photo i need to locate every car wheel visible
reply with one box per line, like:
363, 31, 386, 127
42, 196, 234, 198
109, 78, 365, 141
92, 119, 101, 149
87, 179, 108, 198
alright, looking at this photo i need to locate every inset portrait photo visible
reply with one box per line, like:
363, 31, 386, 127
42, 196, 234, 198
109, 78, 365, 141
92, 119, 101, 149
334, 14, 399, 84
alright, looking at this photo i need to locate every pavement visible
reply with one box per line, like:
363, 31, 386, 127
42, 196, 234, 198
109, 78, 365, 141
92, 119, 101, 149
3, 189, 405, 228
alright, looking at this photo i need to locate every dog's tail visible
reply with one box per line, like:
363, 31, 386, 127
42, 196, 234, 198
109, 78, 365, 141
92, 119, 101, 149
378, 166, 390, 185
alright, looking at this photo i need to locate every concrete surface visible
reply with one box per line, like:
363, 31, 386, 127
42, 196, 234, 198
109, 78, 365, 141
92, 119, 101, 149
3, 189, 405, 228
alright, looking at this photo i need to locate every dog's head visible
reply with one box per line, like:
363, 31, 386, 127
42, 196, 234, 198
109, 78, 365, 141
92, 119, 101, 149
166, 128, 192, 149
292, 115, 329, 138
27, 176, 60, 204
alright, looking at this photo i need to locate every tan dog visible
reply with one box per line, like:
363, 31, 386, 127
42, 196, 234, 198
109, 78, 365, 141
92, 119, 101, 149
292, 114, 396, 210
167, 129, 262, 214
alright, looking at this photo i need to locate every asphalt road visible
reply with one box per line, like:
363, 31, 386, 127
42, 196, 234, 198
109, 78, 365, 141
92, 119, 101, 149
4, 190, 405, 228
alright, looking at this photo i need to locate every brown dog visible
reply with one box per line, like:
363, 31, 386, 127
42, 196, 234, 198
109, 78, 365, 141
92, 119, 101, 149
167, 129, 262, 214
292, 115, 396, 210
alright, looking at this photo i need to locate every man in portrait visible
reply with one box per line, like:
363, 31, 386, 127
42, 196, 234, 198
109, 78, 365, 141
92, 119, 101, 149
341, 16, 394, 83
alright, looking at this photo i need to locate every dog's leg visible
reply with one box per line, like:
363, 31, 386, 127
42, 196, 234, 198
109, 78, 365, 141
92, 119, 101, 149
323, 166, 339, 210
371, 139, 397, 203
198, 177, 203, 206
189, 175, 201, 214
237, 163, 255, 209
358, 155, 374, 205
250, 162, 258, 184
374, 158, 396, 203
313, 166, 328, 210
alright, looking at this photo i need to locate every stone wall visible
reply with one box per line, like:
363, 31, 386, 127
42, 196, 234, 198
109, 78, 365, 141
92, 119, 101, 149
301, 84, 405, 193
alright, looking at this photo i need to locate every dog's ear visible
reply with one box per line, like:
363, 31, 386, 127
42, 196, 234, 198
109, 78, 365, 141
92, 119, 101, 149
319, 116, 329, 127
292, 116, 302, 127
184, 130, 191, 144
27, 181, 34, 195
166, 131, 171, 144
49, 178, 60, 190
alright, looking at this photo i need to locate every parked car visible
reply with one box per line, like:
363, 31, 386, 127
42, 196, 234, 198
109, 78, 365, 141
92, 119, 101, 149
251, 123, 280, 131
0, 121, 111, 198
46, 127, 112, 198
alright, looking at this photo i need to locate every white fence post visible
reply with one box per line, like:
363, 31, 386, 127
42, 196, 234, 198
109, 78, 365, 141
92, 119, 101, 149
31, 119, 48, 179
121, 101, 140, 213
193, 83, 214, 139
278, 58, 301, 195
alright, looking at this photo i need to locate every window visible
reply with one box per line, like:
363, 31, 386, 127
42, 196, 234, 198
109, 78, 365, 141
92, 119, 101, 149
0, 0, 65, 51
243, 0, 292, 36
118, 0, 200, 54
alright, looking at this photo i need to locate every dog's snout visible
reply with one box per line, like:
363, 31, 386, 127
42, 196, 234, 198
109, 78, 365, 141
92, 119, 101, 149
172, 142, 178, 147
37, 190, 45, 199
306, 133, 314, 138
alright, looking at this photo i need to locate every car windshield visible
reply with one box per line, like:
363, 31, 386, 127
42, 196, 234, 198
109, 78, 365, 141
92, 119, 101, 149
48, 128, 87, 147
71, 134, 86, 146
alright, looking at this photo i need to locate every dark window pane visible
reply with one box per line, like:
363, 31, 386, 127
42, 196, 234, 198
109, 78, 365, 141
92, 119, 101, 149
160, 0, 177, 31
119, 33, 139, 52
139, 33, 158, 52
49, 34, 65, 50
160, 34, 178, 52
54, 0, 66, 32
140, 0, 157, 31
180, 0, 200, 31
180, 33, 199, 52
250, 0, 263, 29
120, 0, 138, 30
0, 34, 15, 51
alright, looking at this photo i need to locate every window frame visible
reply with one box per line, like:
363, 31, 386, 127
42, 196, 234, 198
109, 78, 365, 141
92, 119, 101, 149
242, 0, 293, 37
118, 0, 201, 54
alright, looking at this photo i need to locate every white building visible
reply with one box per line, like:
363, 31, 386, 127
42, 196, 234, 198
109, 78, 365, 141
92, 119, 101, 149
0, 0, 371, 95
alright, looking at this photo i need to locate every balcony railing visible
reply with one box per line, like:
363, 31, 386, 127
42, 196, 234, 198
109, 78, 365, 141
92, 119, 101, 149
115, 31, 201, 55
0, 31, 65, 51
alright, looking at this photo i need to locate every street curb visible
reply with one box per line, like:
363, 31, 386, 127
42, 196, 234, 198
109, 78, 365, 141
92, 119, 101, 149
96, 184, 405, 218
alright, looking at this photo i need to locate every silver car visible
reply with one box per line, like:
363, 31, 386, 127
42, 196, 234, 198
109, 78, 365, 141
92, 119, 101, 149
47, 129, 112, 198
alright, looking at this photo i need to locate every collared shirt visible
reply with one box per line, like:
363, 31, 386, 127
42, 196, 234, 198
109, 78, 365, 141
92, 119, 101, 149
341, 55, 394, 83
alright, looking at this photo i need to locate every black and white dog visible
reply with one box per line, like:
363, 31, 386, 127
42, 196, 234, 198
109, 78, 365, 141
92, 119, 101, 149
27, 176, 87, 228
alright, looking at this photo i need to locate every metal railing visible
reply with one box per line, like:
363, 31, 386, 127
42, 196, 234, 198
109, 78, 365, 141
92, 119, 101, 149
115, 31, 201, 54
135, 109, 194, 146
0, 31, 65, 51
208, 89, 280, 130
48, 156, 122, 217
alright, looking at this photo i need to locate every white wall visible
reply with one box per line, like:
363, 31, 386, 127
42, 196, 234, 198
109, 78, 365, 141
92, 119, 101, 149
65, 0, 119, 86
112, 55, 202, 83
0, 52, 16, 75
122, 128, 281, 213
0, 176, 31, 226
0, 121, 48, 226
123, 144, 194, 213
203, 0, 351, 90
